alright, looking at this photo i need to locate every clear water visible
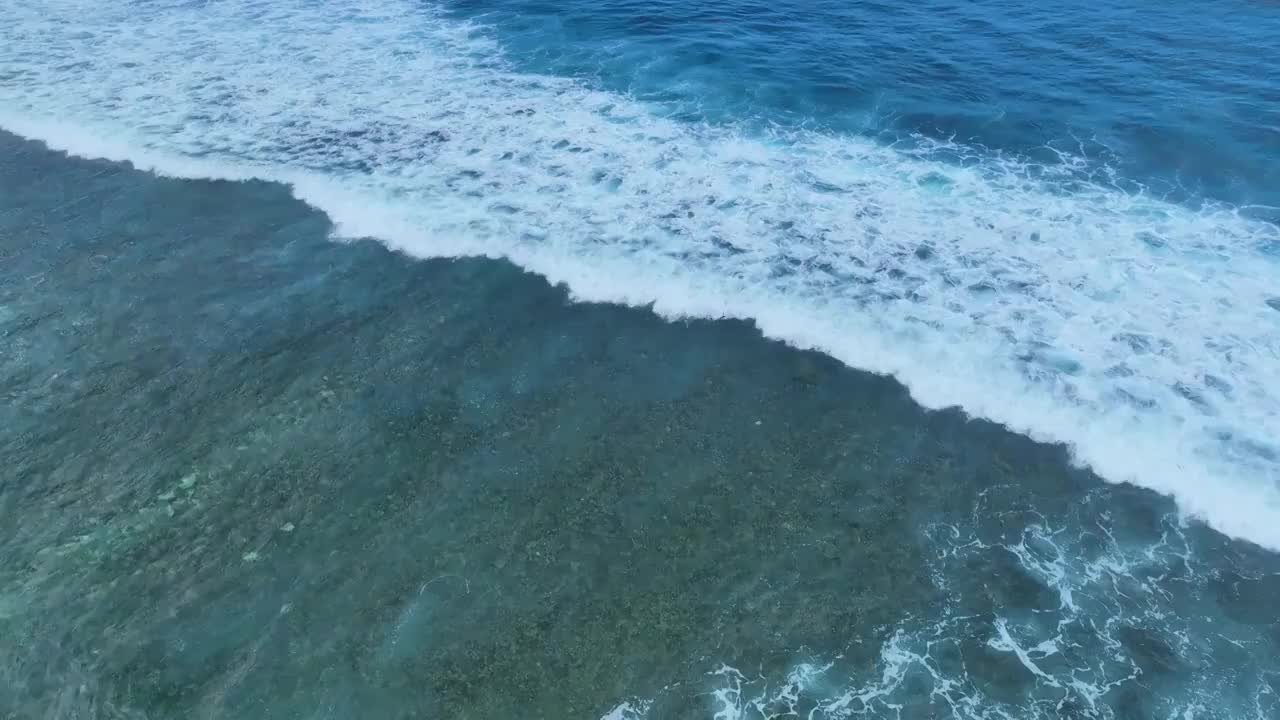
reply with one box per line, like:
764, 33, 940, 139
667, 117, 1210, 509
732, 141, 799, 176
1, 1, 1278, 718
3, 0, 1279, 545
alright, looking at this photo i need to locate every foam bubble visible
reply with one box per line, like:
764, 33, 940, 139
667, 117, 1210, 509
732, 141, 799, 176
598, 699, 652, 720
3, 0, 1279, 547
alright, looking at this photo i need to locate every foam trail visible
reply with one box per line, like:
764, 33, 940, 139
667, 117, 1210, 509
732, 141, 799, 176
2, 0, 1279, 547
616, 507, 1278, 718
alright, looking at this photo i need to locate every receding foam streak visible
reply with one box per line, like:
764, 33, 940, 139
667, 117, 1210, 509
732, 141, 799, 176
636, 510, 1274, 718
3, 0, 1279, 547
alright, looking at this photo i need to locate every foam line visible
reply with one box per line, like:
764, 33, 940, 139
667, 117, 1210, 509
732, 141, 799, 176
3, 0, 1278, 548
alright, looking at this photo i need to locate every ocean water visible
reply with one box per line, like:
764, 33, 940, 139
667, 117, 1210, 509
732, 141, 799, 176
1, 1, 1278, 718
4, 0, 1280, 546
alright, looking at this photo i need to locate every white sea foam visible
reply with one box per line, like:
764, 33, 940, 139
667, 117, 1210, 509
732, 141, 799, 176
607, 505, 1277, 719
598, 699, 652, 720
3, 0, 1279, 547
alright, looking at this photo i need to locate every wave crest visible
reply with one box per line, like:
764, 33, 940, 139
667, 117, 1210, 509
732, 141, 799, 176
2, 0, 1279, 547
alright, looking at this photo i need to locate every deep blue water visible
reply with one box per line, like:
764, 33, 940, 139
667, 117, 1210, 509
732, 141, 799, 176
2, 1, 1280, 718
445, 0, 1280, 208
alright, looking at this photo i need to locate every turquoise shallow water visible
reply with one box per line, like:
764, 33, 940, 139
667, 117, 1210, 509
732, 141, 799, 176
2, 0, 1280, 717
2, 134, 1278, 718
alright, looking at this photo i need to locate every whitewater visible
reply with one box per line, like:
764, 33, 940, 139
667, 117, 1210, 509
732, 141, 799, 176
2, 0, 1278, 548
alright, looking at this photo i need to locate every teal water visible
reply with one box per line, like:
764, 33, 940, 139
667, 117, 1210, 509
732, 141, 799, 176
2, 133, 1278, 718
4, 1, 1280, 545
2, 0, 1280, 717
